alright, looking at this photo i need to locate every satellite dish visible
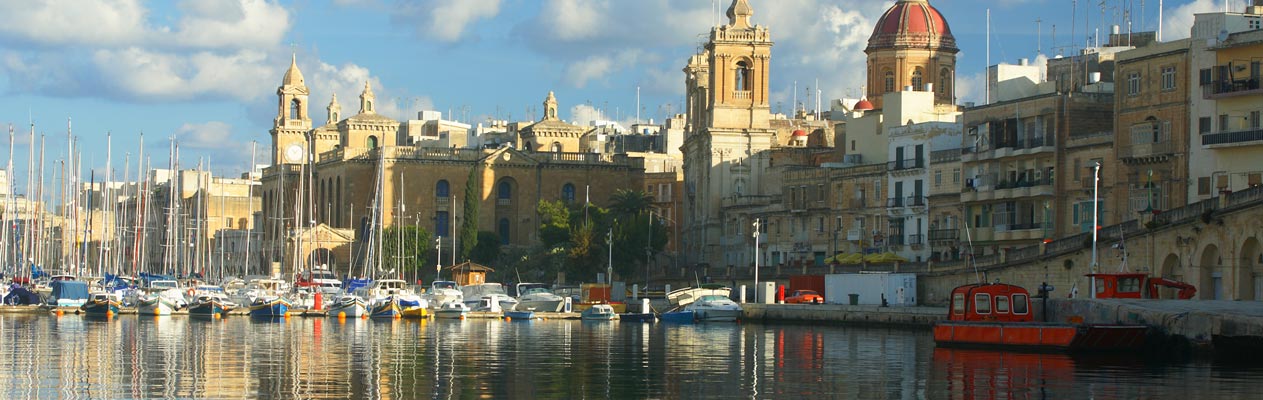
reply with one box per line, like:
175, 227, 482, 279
1218, 29, 1229, 43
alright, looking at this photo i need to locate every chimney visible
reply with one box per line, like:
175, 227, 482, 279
1020, 58, 1029, 66
1089, 72, 1102, 84
924, 83, 934, 92
904, 85, 914, 92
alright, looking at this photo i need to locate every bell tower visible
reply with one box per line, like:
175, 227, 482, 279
680, 0, 777, 266
864, 0, 958, 109
272, 54, 312, 165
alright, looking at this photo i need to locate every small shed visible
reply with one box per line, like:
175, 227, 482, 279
447, 261, 495, 287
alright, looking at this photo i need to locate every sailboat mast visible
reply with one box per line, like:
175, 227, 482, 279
244, 141, 256, 278
2, 124, 12, 274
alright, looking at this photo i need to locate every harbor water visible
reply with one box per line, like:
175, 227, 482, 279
1, 314, 1261, 399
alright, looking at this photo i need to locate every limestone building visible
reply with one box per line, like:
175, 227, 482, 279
864, 0, 958, 109
259, 60, 645, 277
1112, 39, 1193, 218
1188, 5, 1263, 201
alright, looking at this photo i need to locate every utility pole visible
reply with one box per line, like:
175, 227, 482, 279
753, 218, 761, 303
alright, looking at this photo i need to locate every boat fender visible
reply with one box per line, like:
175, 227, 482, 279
187, 288, 195, 298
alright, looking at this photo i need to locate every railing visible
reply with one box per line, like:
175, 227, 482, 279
1202, 77, 1261, 98
888, 235, 906, 246
732, 90, 752, 100
886, 197, 904, 208
908, 234, 925, 246
931, 149, 961, 163
995, 177, 1054, 190
928, 229, 959, 241
1004, 222, 1043, 231
1227, 185, 1263, 208
496, 198, 511, 206
887, 159, 925, 171
1120, 140, 1174, 158
905, 196, 926, 207
1202, 128, 1263, 146
1152, 198, 1217, 225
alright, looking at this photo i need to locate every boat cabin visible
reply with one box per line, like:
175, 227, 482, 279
947, 283, 1033, 322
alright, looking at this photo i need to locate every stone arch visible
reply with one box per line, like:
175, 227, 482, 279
1159, 253, 1182, 299
1198, 243, 1222, 299
1241, 237, 1261, 301
308, 248, 335, 270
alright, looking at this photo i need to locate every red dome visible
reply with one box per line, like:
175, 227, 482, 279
853, 98, 874, 111
866, 0, 957, 52
792, 129, 809, 137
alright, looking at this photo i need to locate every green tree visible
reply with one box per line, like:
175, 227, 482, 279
381, 225, 432, 282
609, 189, 653, 217
537, 199, 571, 247
470, 231, 502, 266
459, 165, 481, 260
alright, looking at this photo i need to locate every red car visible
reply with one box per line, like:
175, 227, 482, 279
785, 290, 824, 304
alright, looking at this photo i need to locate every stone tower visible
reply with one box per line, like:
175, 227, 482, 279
864, 0, 958, 109
272, 54, 312, 165
680, 0, 777, 266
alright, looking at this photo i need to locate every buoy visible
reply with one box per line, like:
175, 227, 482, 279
361, 314, 368, 319
213, 313, 221, 320
505, 316, 512, 322
338, 312, 346, 319
284, 312, 292, 318
459, 315, 465, 320
394, 313, 401, 319
56, 310, 64, 316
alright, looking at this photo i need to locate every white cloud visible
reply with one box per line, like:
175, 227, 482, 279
542, 0, 606, 41
394, 0, 502, 43
306, 61, 434, 124
91, 48, 275, 101
0, 0, 149, 47
955, 71, 986, 106
168, 0, 290, 49
175, 121, 239, 150
1162, 0, 1222, 40
562, 50, 648, 88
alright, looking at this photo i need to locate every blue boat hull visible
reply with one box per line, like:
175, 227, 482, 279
504, 310, 535, 320
188, 302, 227, 317
370, 300, 401, 319
81, 301, 120, 316
619, 313, 656, 323
660, 310, 695, 323
249, 299, 290, 318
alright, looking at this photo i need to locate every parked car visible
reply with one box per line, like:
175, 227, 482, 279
785, 290, 824, 304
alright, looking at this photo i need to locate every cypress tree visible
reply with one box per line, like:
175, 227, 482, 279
459, 164, 480, 260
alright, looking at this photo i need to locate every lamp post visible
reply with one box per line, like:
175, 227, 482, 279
606, 227, 614, 285
753, 218, 761, 303
435, 236, 441, 282
1090, 161, 1101, 299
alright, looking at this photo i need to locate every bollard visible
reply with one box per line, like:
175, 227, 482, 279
642, 298, 650, 314
313, 291, 323, 311
632, 284, 639, 302
563, 297, 573, 313
739, 285, 747, 304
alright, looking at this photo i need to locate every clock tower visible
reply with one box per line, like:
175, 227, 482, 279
272, 54, 312, 165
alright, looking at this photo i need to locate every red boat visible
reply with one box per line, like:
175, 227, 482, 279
1086, 272, 1196, 299
933, 282, 1148, 352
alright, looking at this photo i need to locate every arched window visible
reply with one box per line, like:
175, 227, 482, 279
331, 112, 339, 123
290, 99, 301, 120
367, 135, 378, 149
884, 70, 895, 93
366, 100, 373, 112
911, 68, 924, 91
562, 183, 576, 203
498, 180, 512, 201
498, 218, 511, 244
939, 68, 952, 95
436, 180, 450, 198
336, 177, 342, 226
735, 61, 751, 91
551, 142, 562, 152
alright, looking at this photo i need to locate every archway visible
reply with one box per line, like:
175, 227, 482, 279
1159, 253, 1181, 299
308, 248, 335, 270
1241, 237, 1261, 301
1198, 243, 1221, 300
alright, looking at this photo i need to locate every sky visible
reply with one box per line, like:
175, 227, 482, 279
0, 0, 1243, 196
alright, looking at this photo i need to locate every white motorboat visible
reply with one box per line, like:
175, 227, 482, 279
460, 283, 516, 310
424, 281, 463, 309
326, 293, 368, 318
356, 279, 427, 318
683, 294, 743, 322
580, 304, 618, 321
434, 301, 470, 319
472, 294, 516, 312
514, 283, 565, 312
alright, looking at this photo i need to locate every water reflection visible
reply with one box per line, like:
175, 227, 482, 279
2, 315, 1262, 398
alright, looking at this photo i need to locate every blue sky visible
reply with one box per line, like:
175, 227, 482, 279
0, 0, 1236, 195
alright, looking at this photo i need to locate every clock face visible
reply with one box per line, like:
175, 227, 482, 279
285, 144, 304, 162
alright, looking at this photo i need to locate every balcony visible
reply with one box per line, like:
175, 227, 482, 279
905, 196, 926, 207
991, 178, 1055, 199
907, 234, 925, 246
887, 159, 925, 172
886, 197, 904, 208
929, 229, 959, 242
1202, 77, 1261, 99
732, 90, 752, 100
1120, 140, 1174, 159
1202, 128, 1263, 148
496, 198, 512, 206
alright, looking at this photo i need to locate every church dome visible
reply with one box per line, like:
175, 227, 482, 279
866, 0, 957, 53
853, 98, 874, 111
282, 54, 305, 87
792, 129, 808, 137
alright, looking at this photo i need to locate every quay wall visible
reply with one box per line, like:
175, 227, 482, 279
742, 303, 944, 327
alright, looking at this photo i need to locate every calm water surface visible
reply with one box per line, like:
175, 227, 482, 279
1, 314, 1261, 399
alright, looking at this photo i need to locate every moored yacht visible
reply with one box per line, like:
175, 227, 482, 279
424, 280, 463, 309
514, 283, 564, 312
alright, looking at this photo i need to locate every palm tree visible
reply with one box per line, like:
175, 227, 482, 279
609, 189, 653, 217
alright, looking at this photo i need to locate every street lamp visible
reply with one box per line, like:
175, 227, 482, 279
435, 236, 442, 282
606, 227, 614, 285
1090, 161, 1101, 299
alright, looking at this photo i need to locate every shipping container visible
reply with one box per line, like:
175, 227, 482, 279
823, 273, 917, 306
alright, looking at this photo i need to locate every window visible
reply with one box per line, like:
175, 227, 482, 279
1252, 111, 1261, 129
1161, 66, 1176, 91
290, 99, 301, 120
1128, 72, 1141, 95
935, 170, 942, 187
225, 217, 233, 228
1220, 114, 1230, 131
436, 211, 450, 237
1073, 158, 1082, 181
953, 168, 960, 184
974, 293, 991, 314
331, 111, 338, 122
366, 100, 373, 112
1012, 294, 1029, 314
1249, 173, 1262, 188
551, 142, 562, 152
911, 68, 924, 90
562, 183, 576, 203
498, 218, 510, 244
952, 293, 965, 315
1199, 177, 1212, 196
498, 181, 512, 200
817, 184, 825, 202
367, 135, 378, 149
735, 61, 751, 92
436, 180, 450, 198
1199, 117, 1212, 134
1120, 277, 1142, 293
884, 70, 895, 93
939, 68, 951, 95
995, 296, 1010, 313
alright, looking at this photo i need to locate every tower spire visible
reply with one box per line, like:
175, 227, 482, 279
727, 0, 753, 29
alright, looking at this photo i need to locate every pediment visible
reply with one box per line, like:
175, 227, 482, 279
485, 146, 541, 167
291, 223, 355, 244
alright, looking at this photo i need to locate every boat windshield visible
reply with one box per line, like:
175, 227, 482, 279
433, 281, 457, 290
698, 295, 729, 302
196, 286, 224, 293
150, 281, 179, 289
310, 270, 338, 280
523, 288, 552, 296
